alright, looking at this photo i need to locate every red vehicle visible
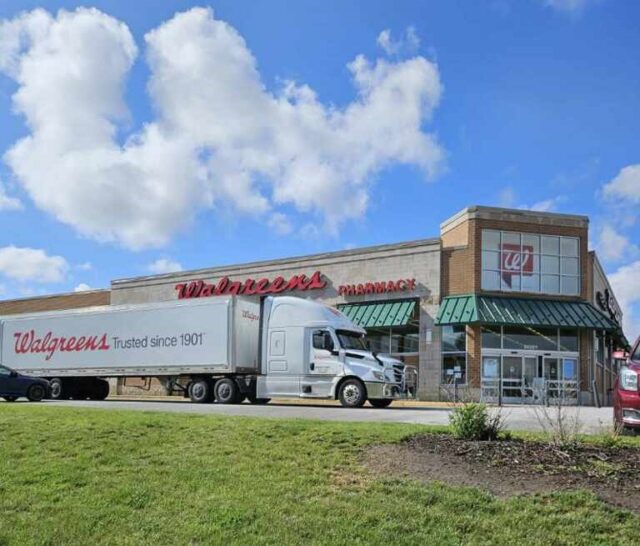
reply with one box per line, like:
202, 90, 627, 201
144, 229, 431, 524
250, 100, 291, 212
613, 337, 640, 433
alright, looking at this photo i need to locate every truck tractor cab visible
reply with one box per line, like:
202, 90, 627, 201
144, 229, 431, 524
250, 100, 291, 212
258, 297, 404, 408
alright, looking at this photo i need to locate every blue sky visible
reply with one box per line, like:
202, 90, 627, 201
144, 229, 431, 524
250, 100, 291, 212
0, 0, 639, 337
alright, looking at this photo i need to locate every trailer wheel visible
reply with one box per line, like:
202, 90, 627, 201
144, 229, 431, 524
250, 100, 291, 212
89, 380, 109, 401
338, 379, 367, 408
2, 396, 18, 402
27, 384, 46, 402
369, 399, 392, 408
188, 379, 213, 403
214, 378, 240, 404
248, 396, 271, 405
49, 378, 67, 400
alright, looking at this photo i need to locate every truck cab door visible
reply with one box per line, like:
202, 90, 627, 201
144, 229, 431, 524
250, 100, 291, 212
302, 329, 342, 397
260, 328, 301, 397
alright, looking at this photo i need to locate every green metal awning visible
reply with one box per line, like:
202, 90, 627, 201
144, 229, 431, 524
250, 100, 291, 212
338, 300, 417, 328
435, 295, 618, 331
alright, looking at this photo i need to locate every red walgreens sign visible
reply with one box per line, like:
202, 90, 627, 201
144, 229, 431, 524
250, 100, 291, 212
501, 243, 534, 286
175, 271, 326, 299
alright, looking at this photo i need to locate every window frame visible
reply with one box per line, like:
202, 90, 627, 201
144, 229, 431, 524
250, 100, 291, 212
441, 325, 468, 384
481, 229, 580, 296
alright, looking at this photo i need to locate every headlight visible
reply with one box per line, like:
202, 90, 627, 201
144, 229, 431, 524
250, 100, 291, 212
372, 371, 385, 381
620, 368, 638, 392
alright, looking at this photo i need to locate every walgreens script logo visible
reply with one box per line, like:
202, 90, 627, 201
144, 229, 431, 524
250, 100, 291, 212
501, 243, 534, 286
13, 330, 110, 361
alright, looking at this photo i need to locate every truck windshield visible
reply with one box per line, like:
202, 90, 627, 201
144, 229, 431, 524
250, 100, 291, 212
337, 331, 368, 351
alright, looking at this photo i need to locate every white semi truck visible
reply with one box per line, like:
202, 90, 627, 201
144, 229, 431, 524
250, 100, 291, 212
0, 296, 406, 408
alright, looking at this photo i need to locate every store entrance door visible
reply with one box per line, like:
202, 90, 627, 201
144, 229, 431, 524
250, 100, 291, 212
482, 352, 579, 404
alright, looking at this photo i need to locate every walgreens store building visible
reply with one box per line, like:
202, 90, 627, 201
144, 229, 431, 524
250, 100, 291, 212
0, 206, 627, 405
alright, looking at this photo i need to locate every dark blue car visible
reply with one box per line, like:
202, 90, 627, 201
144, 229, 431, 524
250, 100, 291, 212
0, 365, 49, 402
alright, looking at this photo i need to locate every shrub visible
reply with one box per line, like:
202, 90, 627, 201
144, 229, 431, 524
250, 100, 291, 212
449, 402, 504, 441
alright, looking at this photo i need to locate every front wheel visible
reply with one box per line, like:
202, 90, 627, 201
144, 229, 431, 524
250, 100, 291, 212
27, 384, 46, 402
338, 379, 367, 408
369, 399, 393, 409
2, 396, 18, 402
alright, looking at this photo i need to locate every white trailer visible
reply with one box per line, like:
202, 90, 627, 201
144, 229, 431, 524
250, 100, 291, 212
0, 296, 405, 408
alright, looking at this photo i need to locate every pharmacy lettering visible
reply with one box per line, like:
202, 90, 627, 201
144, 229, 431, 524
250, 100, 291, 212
175, 271, 327, 299
338, 279, 416, 296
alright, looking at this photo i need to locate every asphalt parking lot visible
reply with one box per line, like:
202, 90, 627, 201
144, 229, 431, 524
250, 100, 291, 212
1, 398, 617, 434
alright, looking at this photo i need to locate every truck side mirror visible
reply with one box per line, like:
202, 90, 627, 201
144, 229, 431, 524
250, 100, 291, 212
9, 371, 17, 377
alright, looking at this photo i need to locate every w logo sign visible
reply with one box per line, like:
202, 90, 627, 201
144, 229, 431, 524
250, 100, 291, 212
501, 244, 534, 286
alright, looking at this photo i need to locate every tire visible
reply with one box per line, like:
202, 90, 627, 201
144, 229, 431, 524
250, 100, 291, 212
248, 396, 271, 405
88, 380, 110, 401
2, 396, 18, 402
214, 378, 241, 404
338, 379, 367, 408
70, 381, 90, 400
27, 384, 46, 402
188, 379, 213, 404
369, 399, 393, 409
49, 378, 67, 400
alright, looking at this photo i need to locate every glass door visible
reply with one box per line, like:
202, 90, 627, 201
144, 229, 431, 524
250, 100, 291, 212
502, 356, 523, 401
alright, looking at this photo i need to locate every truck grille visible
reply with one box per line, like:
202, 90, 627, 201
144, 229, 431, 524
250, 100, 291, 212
392, 364, 404, 384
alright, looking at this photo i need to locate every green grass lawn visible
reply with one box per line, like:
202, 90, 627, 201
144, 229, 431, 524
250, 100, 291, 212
0, 406, 638, 545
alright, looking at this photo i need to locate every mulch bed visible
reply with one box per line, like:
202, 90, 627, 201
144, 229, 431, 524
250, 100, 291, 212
365, 434, 640, 512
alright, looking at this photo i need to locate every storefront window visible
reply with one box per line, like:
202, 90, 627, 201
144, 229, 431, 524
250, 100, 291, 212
503, 326, 557, 351
481, 325, 501, 348
481, 229, 580, 296
442, 325, 466, 352
443, 354, 466, 384
596, 332, 605, 365
559, 329, 578, 352
442, 325, 466, 383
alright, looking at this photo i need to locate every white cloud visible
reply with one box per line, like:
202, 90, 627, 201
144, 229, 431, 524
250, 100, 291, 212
267, 212, 293, 235
0, 246, 68, 283
608, 260, 640, 341
76, 261, 92, 271
527, 196, 566, 212
0, 180, 21, 210
597, 224, 638, 262
74, 283, 92, 292
0, 8, 444, 249
498, 186, 516, 208
544, 0, 596, 14
377, 27, 420, 56
147, 258, 183, 274
498, 187, 566, 212
603, 165, 640, 203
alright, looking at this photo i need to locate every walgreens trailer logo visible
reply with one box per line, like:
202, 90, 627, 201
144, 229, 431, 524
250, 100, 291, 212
13, 330, 110, 361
